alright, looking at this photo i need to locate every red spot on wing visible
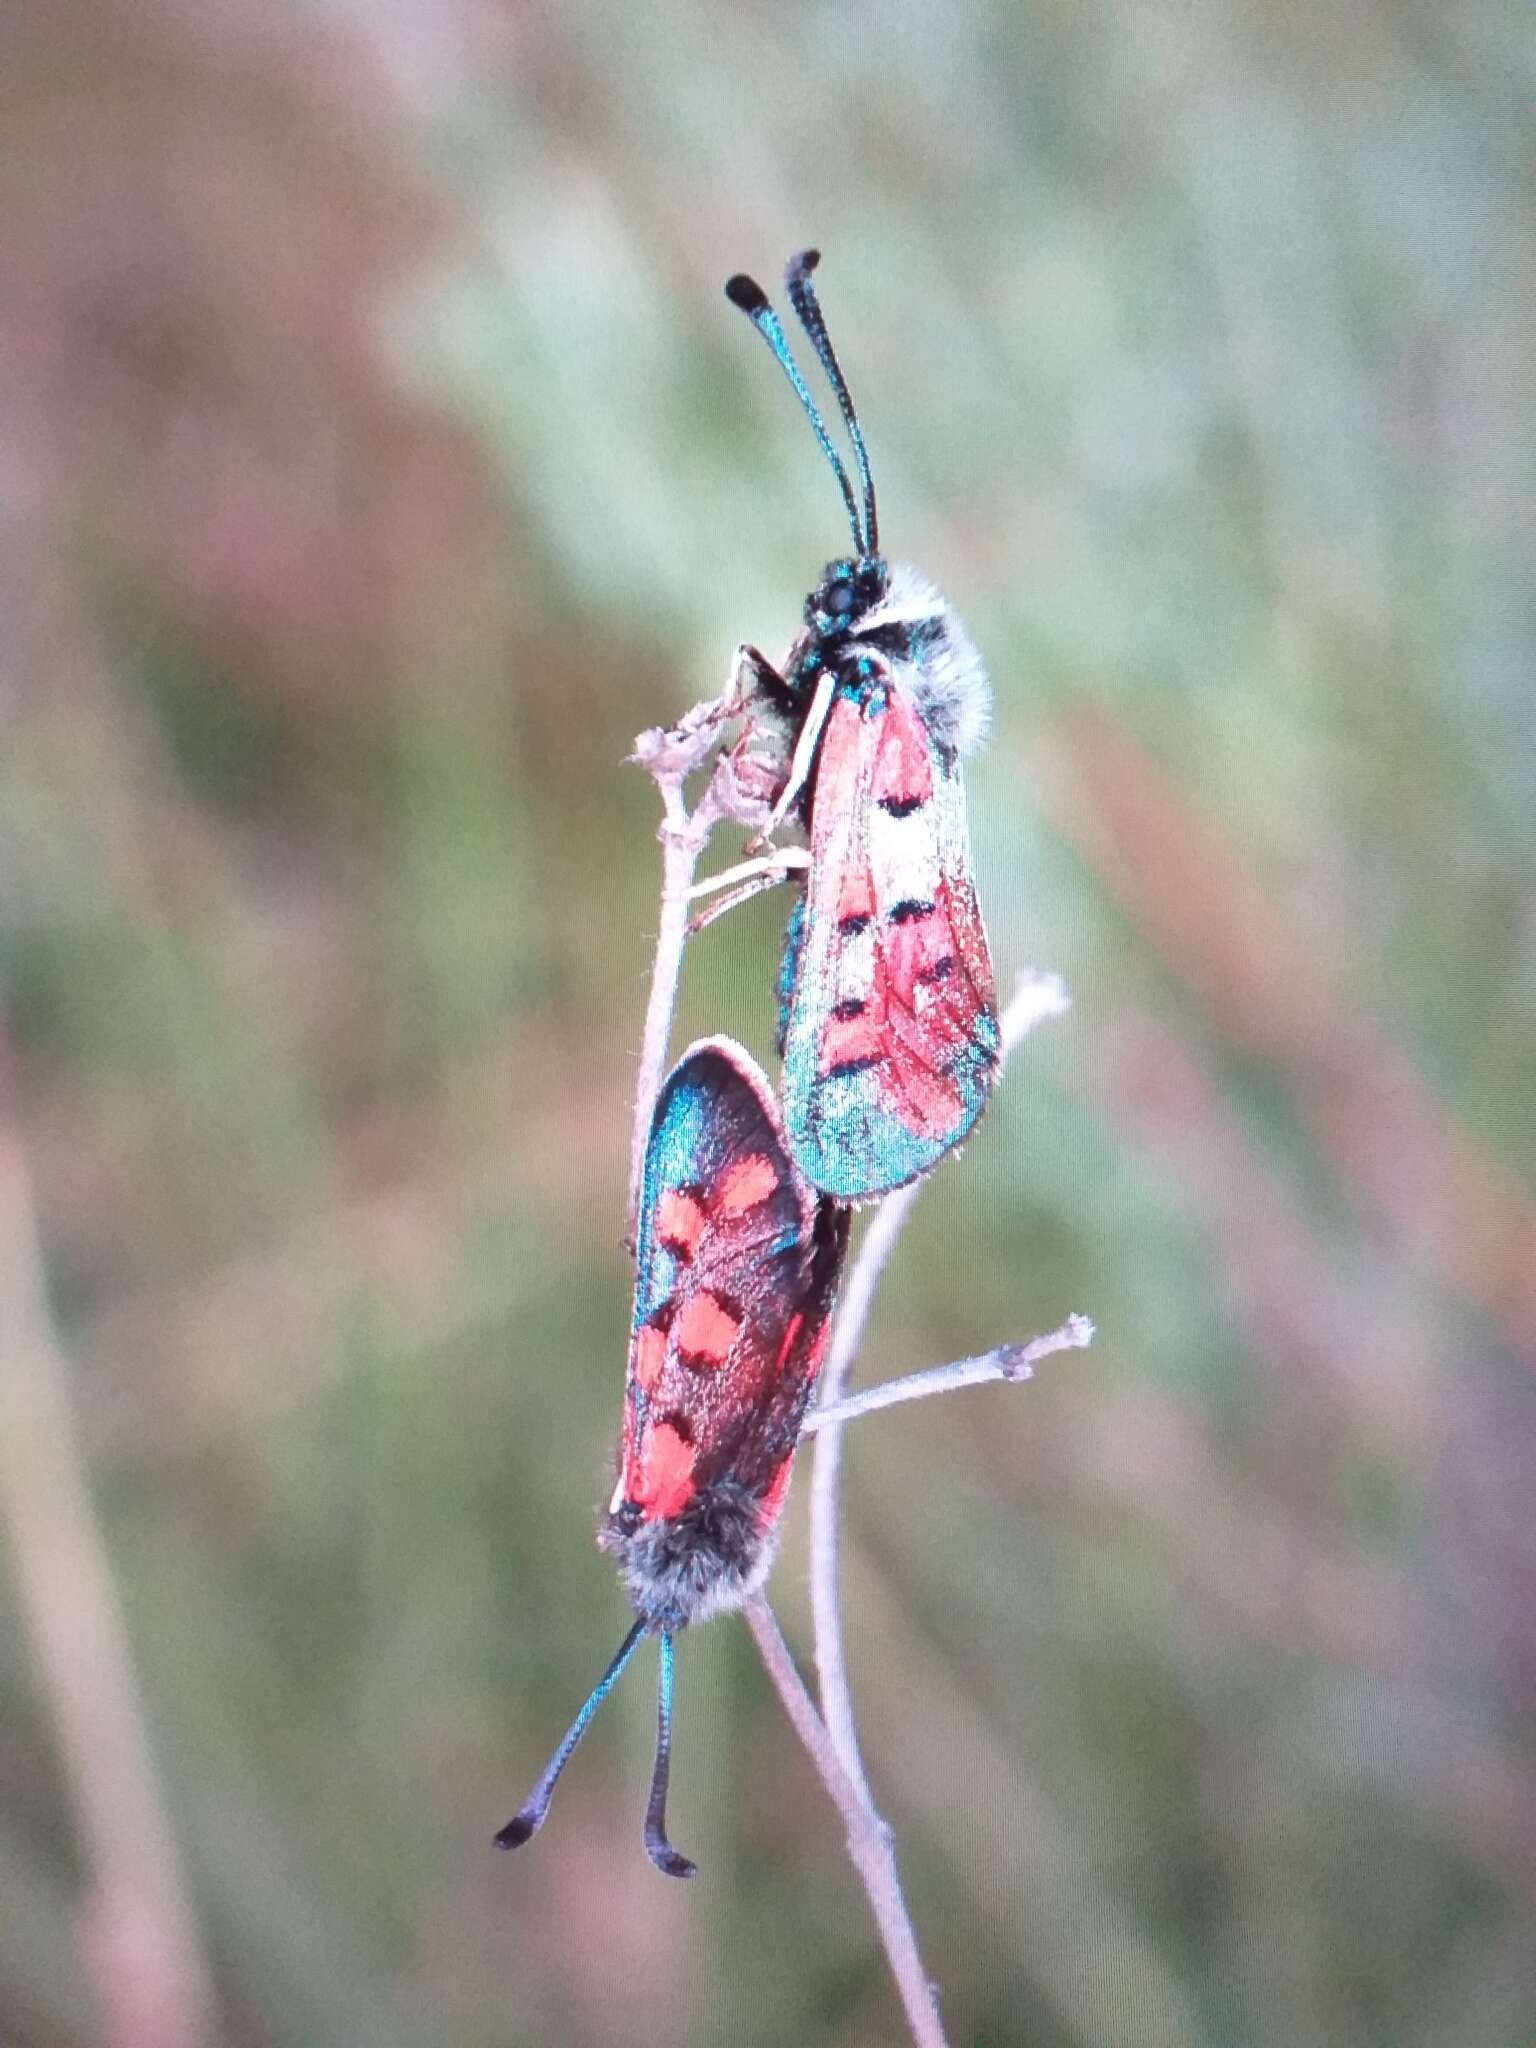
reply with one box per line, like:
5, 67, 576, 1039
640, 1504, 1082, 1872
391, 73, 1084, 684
814, 894, 979, 1141
811, 697, 868, 823
865, 874, 995, 1138
885, 906, 951, 999
633, 1323, 667, 1392
878, 952, 973, 1132
936, 858, 993, 986
916, 874, 993, 1035
757, 1454, 796, 1531
657, 1187, 705, 1253
836, 864, 877, 928
873, 693, 934, 808
618, 1396, 638, 1495
884, 1046, 965, 1137
716, 1155, 779, 1217
821, 1011, 882, 1071
773, 1311, 805, 1372
635, 1420, 696, 1520
673, 1290, 741, 1366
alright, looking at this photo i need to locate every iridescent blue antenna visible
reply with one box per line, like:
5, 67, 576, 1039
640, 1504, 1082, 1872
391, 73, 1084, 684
784, 249, 879, 557
725, 270, 867, 554
494, 1616, 646, 1851
643, 1630, 696, 1878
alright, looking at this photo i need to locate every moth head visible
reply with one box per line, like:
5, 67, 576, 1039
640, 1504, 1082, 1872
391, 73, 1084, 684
806, 553, 888, 638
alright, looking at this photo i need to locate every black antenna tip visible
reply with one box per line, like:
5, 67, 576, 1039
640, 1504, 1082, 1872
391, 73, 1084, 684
493, 1814, 536, 1851
786, 247, 822, 286
724, 272, 771, 316
647, 1840, 698, 1881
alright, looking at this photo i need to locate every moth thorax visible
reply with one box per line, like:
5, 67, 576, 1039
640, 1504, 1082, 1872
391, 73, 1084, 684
857, 561, 991, 759
600, 1478, 776, 1630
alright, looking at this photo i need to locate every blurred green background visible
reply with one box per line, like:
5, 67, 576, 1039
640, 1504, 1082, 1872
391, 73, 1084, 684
3, 0, 1534, 2043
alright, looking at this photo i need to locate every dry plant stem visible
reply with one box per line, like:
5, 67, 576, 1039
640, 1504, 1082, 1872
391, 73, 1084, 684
631, 701, 948, 2043
802, 1313, 1096, 1434
807, 1178, 921, 1805
625, 702, 745, 1240
0, 1083, 216, 2048
745, 1597, 947, 2048
627, 809, 703, 1240
629, 710, 1077, 2048
808, 969, 1075, 1804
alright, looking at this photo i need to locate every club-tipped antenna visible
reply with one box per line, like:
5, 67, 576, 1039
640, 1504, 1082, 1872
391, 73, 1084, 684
494, 1616, 646, 1852
725, 271, 867, 555
784, 250, 879, 557
643, 1629, 696, 1878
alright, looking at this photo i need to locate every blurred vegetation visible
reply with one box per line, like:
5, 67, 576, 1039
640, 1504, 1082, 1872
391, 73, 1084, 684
2, 0, 1534, 2043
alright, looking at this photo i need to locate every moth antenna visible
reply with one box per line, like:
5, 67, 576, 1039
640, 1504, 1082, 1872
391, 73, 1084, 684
785, 249, 879, 557
725, 270, 866, 554
494, 1616, 647, 1851
643, 1629, 696, 1879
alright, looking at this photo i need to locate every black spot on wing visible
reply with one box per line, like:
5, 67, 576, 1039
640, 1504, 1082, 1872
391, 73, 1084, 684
888, 898, 935, 924
830, 997, 866, 1020
878, 794, 925, 819
823, 1053, 880, 1080
837, 912, 871, 937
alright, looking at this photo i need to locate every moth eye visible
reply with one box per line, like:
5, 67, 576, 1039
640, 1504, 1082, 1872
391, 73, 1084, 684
825, 580, 856, 617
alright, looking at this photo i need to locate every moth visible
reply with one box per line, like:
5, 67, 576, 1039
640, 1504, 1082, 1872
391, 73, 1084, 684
497, 1037, 849, 1876
716, 250, 999, 1203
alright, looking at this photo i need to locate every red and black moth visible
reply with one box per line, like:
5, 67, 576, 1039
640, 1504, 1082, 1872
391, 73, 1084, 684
718, 251, 1001, 1202
497, 1037, 849, 1876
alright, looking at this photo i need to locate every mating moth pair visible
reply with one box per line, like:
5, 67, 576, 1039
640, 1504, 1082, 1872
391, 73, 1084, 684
499, 251, 998, 1876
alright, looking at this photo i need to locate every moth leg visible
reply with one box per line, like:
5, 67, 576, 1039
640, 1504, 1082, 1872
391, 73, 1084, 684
685, 847, 810, 903
724, 642, 784, 716
751, 666, 836, 850
686, 857, 806, 935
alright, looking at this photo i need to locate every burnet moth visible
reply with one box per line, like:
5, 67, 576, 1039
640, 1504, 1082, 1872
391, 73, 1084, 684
497, 1037, 849, 1876
721, 251, 1000, 1203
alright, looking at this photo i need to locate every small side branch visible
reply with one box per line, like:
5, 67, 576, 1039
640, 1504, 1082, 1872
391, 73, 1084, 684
802, 1314, 1095, 1435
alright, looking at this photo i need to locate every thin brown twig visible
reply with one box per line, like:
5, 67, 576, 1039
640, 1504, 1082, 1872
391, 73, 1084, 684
629, 690, 1086, 2048
806, 1176, 920, 1807
801, 1313, 1095, 1434
628, 690, 950, 2033
744, 1597, 946, 2048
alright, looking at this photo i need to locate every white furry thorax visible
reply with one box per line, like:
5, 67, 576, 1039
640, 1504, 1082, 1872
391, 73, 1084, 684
856, 562, 991, 758
600, 1478, 779, 1630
